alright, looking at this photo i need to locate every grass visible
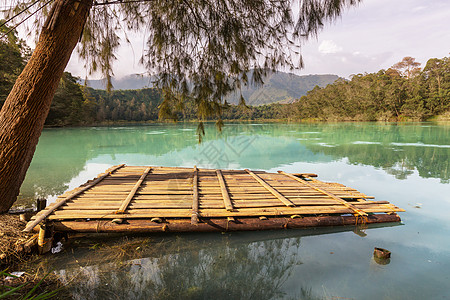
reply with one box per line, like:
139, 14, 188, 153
0, 270, 60, 299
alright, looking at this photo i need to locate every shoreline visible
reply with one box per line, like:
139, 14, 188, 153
42, 116, 450, 129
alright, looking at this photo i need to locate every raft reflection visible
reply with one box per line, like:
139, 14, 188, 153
51, 225, 397, 299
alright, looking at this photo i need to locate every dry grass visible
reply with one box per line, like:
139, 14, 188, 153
0, 214, 71, 299
0, 214, 36, 269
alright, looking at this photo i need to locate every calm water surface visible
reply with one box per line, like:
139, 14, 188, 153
20, 122, 450, 299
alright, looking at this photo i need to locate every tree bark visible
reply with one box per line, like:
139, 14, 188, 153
0, 0, 92, 213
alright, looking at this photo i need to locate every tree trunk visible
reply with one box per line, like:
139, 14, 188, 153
0, 0, 92, 213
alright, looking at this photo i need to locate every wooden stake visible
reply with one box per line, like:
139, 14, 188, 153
36, 198, 47, 212
37, 224, 52, 254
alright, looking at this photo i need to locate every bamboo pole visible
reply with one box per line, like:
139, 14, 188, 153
216, 169, 234, 211
44, 203, 403, 220
191, 166, 200, 224
278, 171, 368, 217
50, 214, 401, 233
116, 167, 152, 214
58, 200, 392, 210
23, 164, 125, 232
245, 169, 295, 207
302, 175, 371, 200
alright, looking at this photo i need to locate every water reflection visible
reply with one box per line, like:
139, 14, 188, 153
49, 225, 394, 300
56, 235, 301, 299
18, 122, 449, 206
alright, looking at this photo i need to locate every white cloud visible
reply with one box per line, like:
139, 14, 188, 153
412, 6, 427, 12
318, 40, 343, 54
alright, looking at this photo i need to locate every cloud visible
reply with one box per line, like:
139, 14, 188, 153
318, 40, 343, 54
297, 42, 393, 78
412, 6, 427, 12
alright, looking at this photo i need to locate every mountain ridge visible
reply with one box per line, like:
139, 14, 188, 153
85, 72, 340, 105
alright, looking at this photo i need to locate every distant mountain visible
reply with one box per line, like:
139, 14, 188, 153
226, 73, 339, 105
84, 72, 339, 106
84, 74, 156, 90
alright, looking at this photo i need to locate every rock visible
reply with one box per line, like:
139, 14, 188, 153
373, 247, 391, 265
374, 247, 391, 259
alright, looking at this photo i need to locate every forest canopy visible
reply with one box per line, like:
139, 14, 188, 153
292, 56, 450, 121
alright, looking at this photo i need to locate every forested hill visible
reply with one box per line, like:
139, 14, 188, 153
291, 56, 450, 121
226, 73, 339, 105
85, 72, 339, 106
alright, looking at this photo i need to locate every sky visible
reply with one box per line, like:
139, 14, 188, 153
66, 0, 450, 80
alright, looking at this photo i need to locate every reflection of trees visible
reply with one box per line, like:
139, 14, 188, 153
299, 123, 449, 183
55, 235, 303, 299
46, 225, 398, 299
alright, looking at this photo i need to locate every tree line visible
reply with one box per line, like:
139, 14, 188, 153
290, 56, 449, 121
1, 28, 449, 126
42, 55, 450, 124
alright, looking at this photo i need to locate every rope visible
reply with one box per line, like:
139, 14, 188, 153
355, 214, 368, 226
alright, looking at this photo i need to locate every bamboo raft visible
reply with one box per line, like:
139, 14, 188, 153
24, 165, 404, 234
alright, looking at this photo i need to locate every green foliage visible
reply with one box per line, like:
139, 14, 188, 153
88, 87, 161, 122
291, 56, 450, 121
45, 72, 96, 126
0, 270, 59, 299
0, 21, 30, 105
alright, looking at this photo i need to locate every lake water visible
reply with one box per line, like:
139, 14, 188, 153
20, 122, 450, 299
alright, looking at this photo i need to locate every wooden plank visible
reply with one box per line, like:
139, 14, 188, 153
216, 169, 234, 211
245, 169, 295, 207
116, 167, 152, 214
46, 204, 403, 219
191, 166, 200, 224
23, 164, 125, 232
73, 194, 362, 202
60, 200, 393, 210
278, 171, 368, 217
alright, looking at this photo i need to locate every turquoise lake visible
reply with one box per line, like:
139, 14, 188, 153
19, 122, 450, 299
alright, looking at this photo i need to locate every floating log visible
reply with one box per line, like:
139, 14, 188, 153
50, 214, 401, 233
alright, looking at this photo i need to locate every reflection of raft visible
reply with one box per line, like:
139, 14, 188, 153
24, 165, 404, 233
